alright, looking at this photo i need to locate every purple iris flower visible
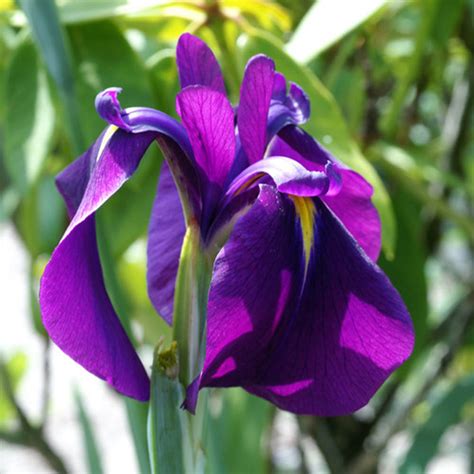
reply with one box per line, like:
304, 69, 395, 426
39, 33, 414, 416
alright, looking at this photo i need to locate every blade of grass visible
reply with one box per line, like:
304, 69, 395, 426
17, 0, 84, 154
74, 389, 104, 474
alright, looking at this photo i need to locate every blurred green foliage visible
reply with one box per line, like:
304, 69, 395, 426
0, 0, 473, 472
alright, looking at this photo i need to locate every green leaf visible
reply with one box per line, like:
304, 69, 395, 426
18, 0, 84, 154
69, 20, 160, 257
380, 0, 442, 138
147, 49, 180, 118
379, 190, 428, 369
0, 187, 20, 221
117, 240, 172, 346
125, 399, 151, 474
74, 389, 104, 474
98, 149, 161, 258
0, 352, 28, 427
221, 0, 291, 34
239, 31, 396, 257
68, 20, 154, 143
17, 175, 65, 257
285, 0, 389, 63
4, 39, 54, 193
400, 375, 474, 473
58, 0, 171, 25
206, 389, 271, 474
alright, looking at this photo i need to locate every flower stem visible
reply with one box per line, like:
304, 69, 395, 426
148, 343, 193, 474
148, 221, 212, 472
172, 221, 212, 388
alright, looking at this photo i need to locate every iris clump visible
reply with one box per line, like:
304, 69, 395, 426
40, 33, 414, 416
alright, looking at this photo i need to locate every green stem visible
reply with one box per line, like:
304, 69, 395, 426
148, 343, 193, 474
148, 221, 212, 473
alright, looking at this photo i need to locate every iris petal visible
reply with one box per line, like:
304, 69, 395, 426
176, 33, 226, 93
42, 96, 200, 399
176, 86, 236, 229
238, 55, 275, 165
270, 135, 381, 260
226, 156, 338, 198
184, 186, 413, 415
41, 131, 158, 400
147, 162, 186, 324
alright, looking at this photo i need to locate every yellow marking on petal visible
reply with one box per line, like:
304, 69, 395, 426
290, 195, 316, 272
96, 125, 118, 162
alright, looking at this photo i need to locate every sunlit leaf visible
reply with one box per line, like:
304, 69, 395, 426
379, 190, 428, 369
147, 48, 180, 117
75, 389, 104, 474
400, 375, 474, 473
69, 20, 161, 257
0, 353, 28, 427
57, 0, 174, 24
222, 0, 291, 33
117, 239, 172, 345
18, 0, 84, 153
125, 399, 151, 474
206, 389, 271, 474
285, 0, 389, 63
4, 40, 54, 193
17, 175, 64, 258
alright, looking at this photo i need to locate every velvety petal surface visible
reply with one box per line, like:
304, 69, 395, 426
185, 186, 413, 415
41, 216, 150, 400
176, 86, 235, 191
323, 169, 381, 261
270, 134, 381, 260
147, 162, 186, 324
44, 88, 204, 400
176, 33, 226, 93
237, 55, 275, 165
41, 129, 158, 400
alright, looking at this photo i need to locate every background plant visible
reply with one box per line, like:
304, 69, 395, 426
0, 0, 473, 472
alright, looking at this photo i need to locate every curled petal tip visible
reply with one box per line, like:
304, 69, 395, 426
272, 72, 287, 101
95, 87, 132, 131
325, 162, 343, 196
288, 82, 310, 123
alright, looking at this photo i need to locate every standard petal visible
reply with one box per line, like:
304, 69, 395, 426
176, 33, 226, 93
176, 86, 235, 192
266, 82, 310, 138
237, 55, 275, 165
147, 162, 186, 324
269, 134, 381, 260
40, 216, 150, 400
185, 187, 413, 415
272, 72, 287, 102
